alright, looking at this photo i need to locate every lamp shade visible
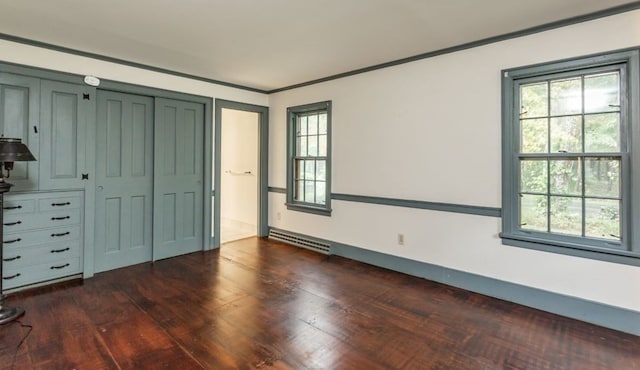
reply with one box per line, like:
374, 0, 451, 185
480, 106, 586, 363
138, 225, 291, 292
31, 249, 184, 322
0, 137, 36, 162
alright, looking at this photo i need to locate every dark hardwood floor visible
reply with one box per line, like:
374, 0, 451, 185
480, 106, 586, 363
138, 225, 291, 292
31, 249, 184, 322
0, 237, 638, 369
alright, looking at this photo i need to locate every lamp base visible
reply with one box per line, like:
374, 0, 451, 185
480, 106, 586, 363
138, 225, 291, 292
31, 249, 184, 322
0, 305, 24, 325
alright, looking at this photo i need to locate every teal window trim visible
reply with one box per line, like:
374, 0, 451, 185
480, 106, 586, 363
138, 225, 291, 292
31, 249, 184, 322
286, 101, 332, 216
501, 48, 640, 266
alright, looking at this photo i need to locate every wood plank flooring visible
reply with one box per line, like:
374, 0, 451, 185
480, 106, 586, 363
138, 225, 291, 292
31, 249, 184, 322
0, 237, 638, 369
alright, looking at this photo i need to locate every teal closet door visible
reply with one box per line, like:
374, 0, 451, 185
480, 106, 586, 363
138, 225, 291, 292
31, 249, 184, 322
153, 98, 204, 260
40, 80, 92, 190
0, 73, 40, 191
94, 91, 154, 272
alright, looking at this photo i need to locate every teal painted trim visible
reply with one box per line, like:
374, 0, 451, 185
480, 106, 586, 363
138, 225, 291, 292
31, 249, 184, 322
0, 33, 268, 94
203, 96, 214, 251
285, 203, 332, 217
3, 3, 638, 94
502, 236, 640, 267
0, 60, 215, 107
267, 227, 639, 336
331, 240, 640, 336
268, 188, 501, 218
98, 80, 212, 104
501, 48, 640, 266
260, 105, 269, 237
82, 89, 97, 280
632, 48, 640, 253
268, 3, 640, 93
214, 99, 270, 247
332, 193, 501, 217
213, 102, 222, 249
0, 60, 85, 84
285, 101, 332, 215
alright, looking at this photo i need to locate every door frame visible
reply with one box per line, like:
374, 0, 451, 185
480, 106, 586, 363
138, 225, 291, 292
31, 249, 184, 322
214, 99, 269, 248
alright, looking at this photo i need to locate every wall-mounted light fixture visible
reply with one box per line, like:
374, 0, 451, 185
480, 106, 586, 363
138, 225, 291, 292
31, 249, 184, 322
83, 75, 100, 87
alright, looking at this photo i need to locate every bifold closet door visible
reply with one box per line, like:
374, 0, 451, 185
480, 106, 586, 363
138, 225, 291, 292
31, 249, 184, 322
94, 91, 154, 272
153, 98, 204, 260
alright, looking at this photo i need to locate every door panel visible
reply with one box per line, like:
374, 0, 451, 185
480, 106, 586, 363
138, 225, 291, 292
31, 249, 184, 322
0, 73, 40, 190
153, 98, 204, 260
94, 91, 153, 272
40, 80, 91, 190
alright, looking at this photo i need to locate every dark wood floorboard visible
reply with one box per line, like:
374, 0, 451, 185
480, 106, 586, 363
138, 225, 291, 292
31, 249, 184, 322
0, 237, 638, 369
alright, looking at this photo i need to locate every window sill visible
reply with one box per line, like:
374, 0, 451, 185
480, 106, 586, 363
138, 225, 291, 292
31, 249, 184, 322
286, 203, 332, 216
500, 233, 640, 267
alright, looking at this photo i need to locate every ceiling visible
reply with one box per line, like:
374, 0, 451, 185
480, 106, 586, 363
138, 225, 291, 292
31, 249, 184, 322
0, 0, 637, 92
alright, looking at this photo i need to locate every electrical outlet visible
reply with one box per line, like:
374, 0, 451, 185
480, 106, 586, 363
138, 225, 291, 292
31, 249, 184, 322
397, 233, 404, 245
277, 212, 281, 221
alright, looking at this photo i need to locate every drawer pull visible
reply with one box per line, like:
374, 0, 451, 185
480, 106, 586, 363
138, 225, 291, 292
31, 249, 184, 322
51, 202, 71, 207
51, 216, 71, 221
3, 205, 22, 210
51, 232, 70, 237
3, 273, 21, 280
3, 220, 22, 226
3, 255, 21, 262
4, 238, 22, 244
51, 247, 70, 254
50, 263, 70, 270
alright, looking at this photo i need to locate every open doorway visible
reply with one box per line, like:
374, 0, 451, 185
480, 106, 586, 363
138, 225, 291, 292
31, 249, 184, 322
213, 100, 269, 248
220, 109, 259, 243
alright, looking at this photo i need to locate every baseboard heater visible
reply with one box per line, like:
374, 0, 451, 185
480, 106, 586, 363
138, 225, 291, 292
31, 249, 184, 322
268, 229, 331, 255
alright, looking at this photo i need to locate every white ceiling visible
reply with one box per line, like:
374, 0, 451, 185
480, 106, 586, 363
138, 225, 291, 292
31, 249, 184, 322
0, 0, 637, 92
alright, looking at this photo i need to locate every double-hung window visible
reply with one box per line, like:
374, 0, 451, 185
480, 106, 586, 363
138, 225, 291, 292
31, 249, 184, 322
286, 101, 332, 215
501, 49, 640, 265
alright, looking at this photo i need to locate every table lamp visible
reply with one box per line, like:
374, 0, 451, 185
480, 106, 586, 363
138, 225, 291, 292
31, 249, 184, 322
0, 137, 36, 324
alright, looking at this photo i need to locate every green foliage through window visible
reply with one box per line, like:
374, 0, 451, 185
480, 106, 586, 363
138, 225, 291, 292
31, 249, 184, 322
502, 49, 640, 264
518, 71, 621, 241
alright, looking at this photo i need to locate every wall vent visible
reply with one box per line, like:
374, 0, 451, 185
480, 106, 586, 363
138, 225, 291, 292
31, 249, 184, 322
268, 229, 331, 255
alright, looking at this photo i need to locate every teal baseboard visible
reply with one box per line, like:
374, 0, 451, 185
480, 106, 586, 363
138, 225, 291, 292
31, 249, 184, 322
268, 227, 640, 336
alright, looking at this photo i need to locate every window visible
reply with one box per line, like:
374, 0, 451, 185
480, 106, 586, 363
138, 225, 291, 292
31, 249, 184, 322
501, 49, 640, 265
286, 101, 332, 215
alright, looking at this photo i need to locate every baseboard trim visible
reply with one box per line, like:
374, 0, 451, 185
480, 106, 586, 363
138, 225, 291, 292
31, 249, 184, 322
267, 227, 639, 336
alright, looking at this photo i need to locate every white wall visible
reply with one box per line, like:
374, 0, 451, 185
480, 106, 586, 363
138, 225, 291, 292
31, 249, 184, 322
221, 109, 259, 228
268, 10, 640, 312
